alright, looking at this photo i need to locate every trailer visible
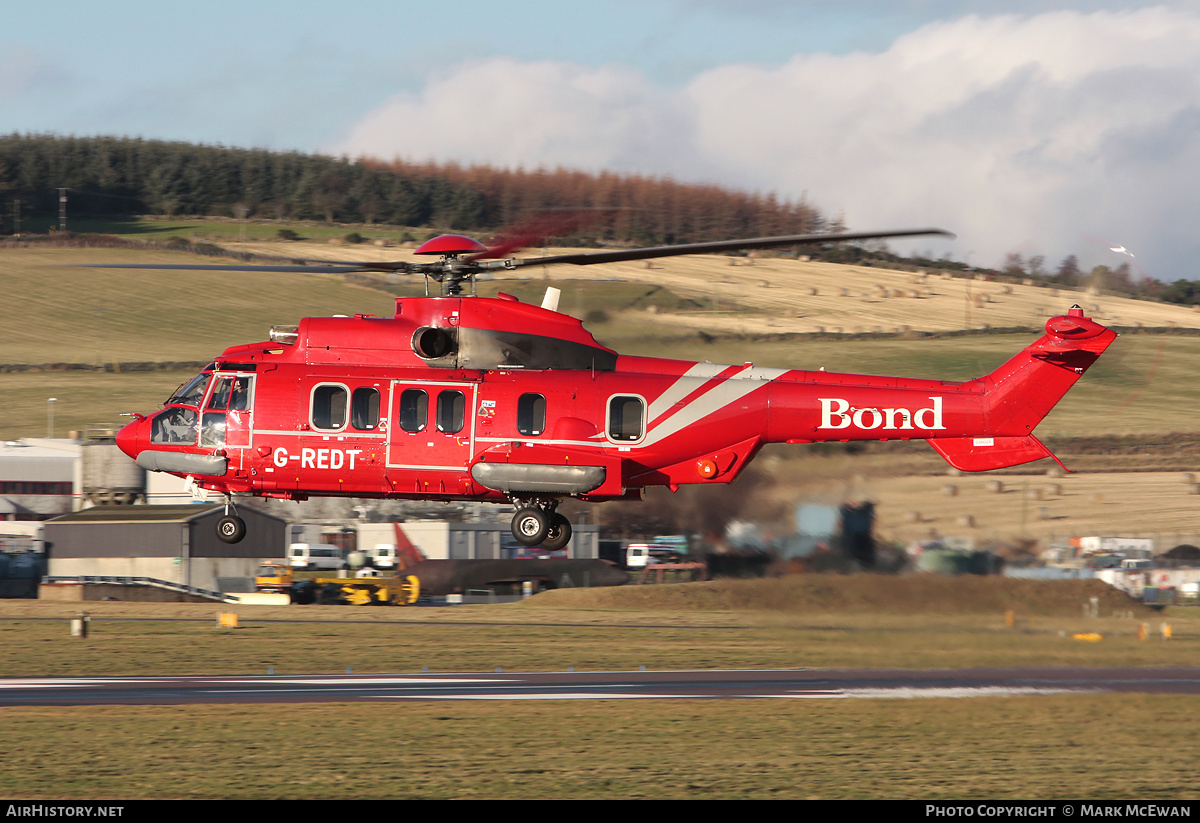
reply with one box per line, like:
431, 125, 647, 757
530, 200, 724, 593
254, 562, 419, 606
306, 574, 420, 606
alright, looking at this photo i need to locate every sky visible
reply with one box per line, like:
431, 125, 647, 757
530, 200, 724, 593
6, 0, 1200, 279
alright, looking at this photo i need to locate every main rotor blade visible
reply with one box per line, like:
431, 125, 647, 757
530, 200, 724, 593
470, 208, 621, 261
503, 228, 954, 269
75, 261, 415, 274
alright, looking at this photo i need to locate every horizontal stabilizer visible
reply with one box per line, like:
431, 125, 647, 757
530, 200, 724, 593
927, 434, 1064, 473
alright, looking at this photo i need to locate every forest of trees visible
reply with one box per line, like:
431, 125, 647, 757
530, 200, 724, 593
0, 134, 826, 246
7, 133, 1200, 307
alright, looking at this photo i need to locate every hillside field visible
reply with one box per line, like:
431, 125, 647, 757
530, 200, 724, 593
5, 236, 1200, 545
3, 241, 1199, 439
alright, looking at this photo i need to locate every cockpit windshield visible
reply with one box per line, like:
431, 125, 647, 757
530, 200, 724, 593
166, 366, 214, 407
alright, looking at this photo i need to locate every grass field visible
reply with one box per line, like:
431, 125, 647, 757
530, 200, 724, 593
4, 697, 1198, 799
1, 577, 1199, 800
15, 216, 418, 244
0, 577, 1186, 675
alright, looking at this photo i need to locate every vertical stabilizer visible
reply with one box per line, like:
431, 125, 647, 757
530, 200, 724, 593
927, 306, 1116, 471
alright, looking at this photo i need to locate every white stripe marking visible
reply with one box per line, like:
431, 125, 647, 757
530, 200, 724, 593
375, 693, 694, 700
646, 362, 732, 423
750, 686, 1088, 699
644, 366, 788, 447
0, 679, 160, 689
219, 678, 509, 685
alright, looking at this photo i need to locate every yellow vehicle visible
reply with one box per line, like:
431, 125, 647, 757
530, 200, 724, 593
311, 574, 421, 606
256, 561, 419, 605
254, 562, 294, 594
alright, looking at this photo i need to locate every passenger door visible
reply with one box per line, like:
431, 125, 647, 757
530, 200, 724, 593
386, 380, 476, 472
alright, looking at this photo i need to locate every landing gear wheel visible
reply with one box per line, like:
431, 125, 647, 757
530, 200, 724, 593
541, 513, 572, 551
512, 507, 550, 546
216, 515, 246, 544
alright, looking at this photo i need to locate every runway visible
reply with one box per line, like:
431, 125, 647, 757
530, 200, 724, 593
3, 667, 1200, 705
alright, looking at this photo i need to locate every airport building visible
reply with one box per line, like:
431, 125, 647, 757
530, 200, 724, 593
43, 504, 287, 594
0, 439, 81, 522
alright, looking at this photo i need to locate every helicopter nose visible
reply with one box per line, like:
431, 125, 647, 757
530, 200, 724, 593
115, 418, 141, 460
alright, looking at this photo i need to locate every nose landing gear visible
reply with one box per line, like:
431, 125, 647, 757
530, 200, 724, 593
216, 497, 247, 544
510, 499, 572, 550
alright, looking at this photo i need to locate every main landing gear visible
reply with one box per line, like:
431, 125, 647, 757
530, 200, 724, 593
216, 497, 247, 544
510, 499, 572, 551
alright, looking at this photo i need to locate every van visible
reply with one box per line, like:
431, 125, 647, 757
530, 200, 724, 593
1121, 558, 1152, 570
365, 543, 397, 570
624, 543, 650, 569
288, 543, 345, 571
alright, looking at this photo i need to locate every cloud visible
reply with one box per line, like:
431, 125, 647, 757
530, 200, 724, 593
329, 58, 700, 173
328, 7, 1200, 278
0, 46, 69, 102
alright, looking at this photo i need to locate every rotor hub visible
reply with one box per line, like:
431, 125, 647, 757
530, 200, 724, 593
414, 234, 488, 256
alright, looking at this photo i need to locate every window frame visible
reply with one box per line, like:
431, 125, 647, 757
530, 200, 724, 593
436, 390, 466, 434
350, 386, 381, 431
398, 388, 429, 433
310, 383, 350, 432
606, 394, 647, 444
517, 393, 547, 437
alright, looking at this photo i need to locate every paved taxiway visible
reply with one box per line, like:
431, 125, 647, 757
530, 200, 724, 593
3, 667, 1200, 705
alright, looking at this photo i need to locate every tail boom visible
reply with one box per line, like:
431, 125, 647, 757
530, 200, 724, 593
762, 306, 1115, 472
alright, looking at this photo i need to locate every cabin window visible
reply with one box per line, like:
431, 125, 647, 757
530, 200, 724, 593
437, 390, 466, 434
311, 384, 348, 430
351, 387, 380, 431
517, 393, 546, 436
398, 389, 428, 432
608, 395, 644, 442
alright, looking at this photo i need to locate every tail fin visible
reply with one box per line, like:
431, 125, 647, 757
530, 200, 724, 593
392, 523, 428, 570
928, 306, 1116, 472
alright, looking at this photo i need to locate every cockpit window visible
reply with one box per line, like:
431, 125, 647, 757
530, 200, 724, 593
207, 376, 252, 411
151, 408, 198, 444
167, 372, 212, 407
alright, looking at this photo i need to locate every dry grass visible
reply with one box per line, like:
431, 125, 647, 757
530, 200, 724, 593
3, 697, 1198, 799
525, 574, 1153, 617
0, 577, 1191, 676
227, 238, 1200, 334
0, 246, 398, 365
739, 457, 1200, 549
866, 470, 1200, 549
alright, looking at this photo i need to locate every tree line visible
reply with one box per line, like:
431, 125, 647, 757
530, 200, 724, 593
999, 252, 1200, 308
0, 134, 825, 245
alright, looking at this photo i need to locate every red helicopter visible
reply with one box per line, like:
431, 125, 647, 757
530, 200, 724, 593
101, 227, 1117, 546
